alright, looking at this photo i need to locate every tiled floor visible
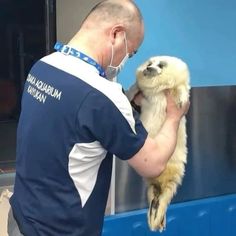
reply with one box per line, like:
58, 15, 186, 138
0, 188, 13, 236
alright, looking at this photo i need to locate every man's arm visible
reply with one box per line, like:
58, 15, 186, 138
128, 91, 190, 178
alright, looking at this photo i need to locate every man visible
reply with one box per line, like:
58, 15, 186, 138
8, 0, 189, 235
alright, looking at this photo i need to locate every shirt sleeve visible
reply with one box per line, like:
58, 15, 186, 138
76, 89, 148, 160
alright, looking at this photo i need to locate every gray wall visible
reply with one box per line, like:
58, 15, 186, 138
56, 0, 100, 43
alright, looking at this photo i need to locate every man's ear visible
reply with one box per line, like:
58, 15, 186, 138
109, 25, 125, 45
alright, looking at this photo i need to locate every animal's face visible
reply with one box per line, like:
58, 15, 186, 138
136, 56, 190, 95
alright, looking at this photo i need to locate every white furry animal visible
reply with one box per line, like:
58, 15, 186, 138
127, 56, 190, 232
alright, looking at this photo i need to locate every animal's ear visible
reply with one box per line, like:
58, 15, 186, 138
125, 83, 139, 101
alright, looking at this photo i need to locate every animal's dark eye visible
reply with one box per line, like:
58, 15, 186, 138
158, 61, 167, 69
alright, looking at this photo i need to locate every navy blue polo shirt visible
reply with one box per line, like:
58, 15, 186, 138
10, 52, 147, 236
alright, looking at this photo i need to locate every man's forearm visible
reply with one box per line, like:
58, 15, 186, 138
154, 117, 180, 167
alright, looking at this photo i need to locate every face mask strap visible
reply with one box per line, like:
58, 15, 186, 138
109, 43, 114, 67
109, 30, 128, 67
123, 32, 128, 55
108, 27, 116, 67
105, 30, 129, 80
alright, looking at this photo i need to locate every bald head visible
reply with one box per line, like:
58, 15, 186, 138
68, 0, 144, 70
81, 0, 143, 38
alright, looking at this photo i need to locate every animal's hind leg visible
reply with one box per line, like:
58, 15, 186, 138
148, 177, 179, 232
147, 183, 162, 231
157, 181, 178, 232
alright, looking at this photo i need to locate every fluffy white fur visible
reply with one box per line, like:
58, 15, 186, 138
127, 56, 190, 232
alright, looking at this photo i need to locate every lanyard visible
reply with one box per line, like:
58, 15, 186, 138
54, 42, 106, 78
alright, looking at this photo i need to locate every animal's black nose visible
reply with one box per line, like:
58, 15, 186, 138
143, 66, 157, 77
147, 65, 155, 71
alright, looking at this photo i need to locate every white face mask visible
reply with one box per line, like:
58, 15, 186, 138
106, 33, 129, 81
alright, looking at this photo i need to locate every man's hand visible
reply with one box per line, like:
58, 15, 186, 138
132, 91, 144, 106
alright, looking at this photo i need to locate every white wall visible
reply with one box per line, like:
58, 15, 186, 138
56, 0, 100, 43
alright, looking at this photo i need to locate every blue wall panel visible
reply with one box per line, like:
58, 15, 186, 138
119, 0, 236, 88
103, 194, 236, 236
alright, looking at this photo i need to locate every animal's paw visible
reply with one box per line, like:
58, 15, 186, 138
176, 86, 189, 109
176, 94, 188, 109
147, 184, 167, 232
148, 198, 167, 232
176, 99, 183, 109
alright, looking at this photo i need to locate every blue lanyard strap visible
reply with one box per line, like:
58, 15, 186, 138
54, 42, 106, 78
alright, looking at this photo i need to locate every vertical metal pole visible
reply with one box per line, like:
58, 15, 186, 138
110, 157, 116, 215
45, 0, 56, 55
